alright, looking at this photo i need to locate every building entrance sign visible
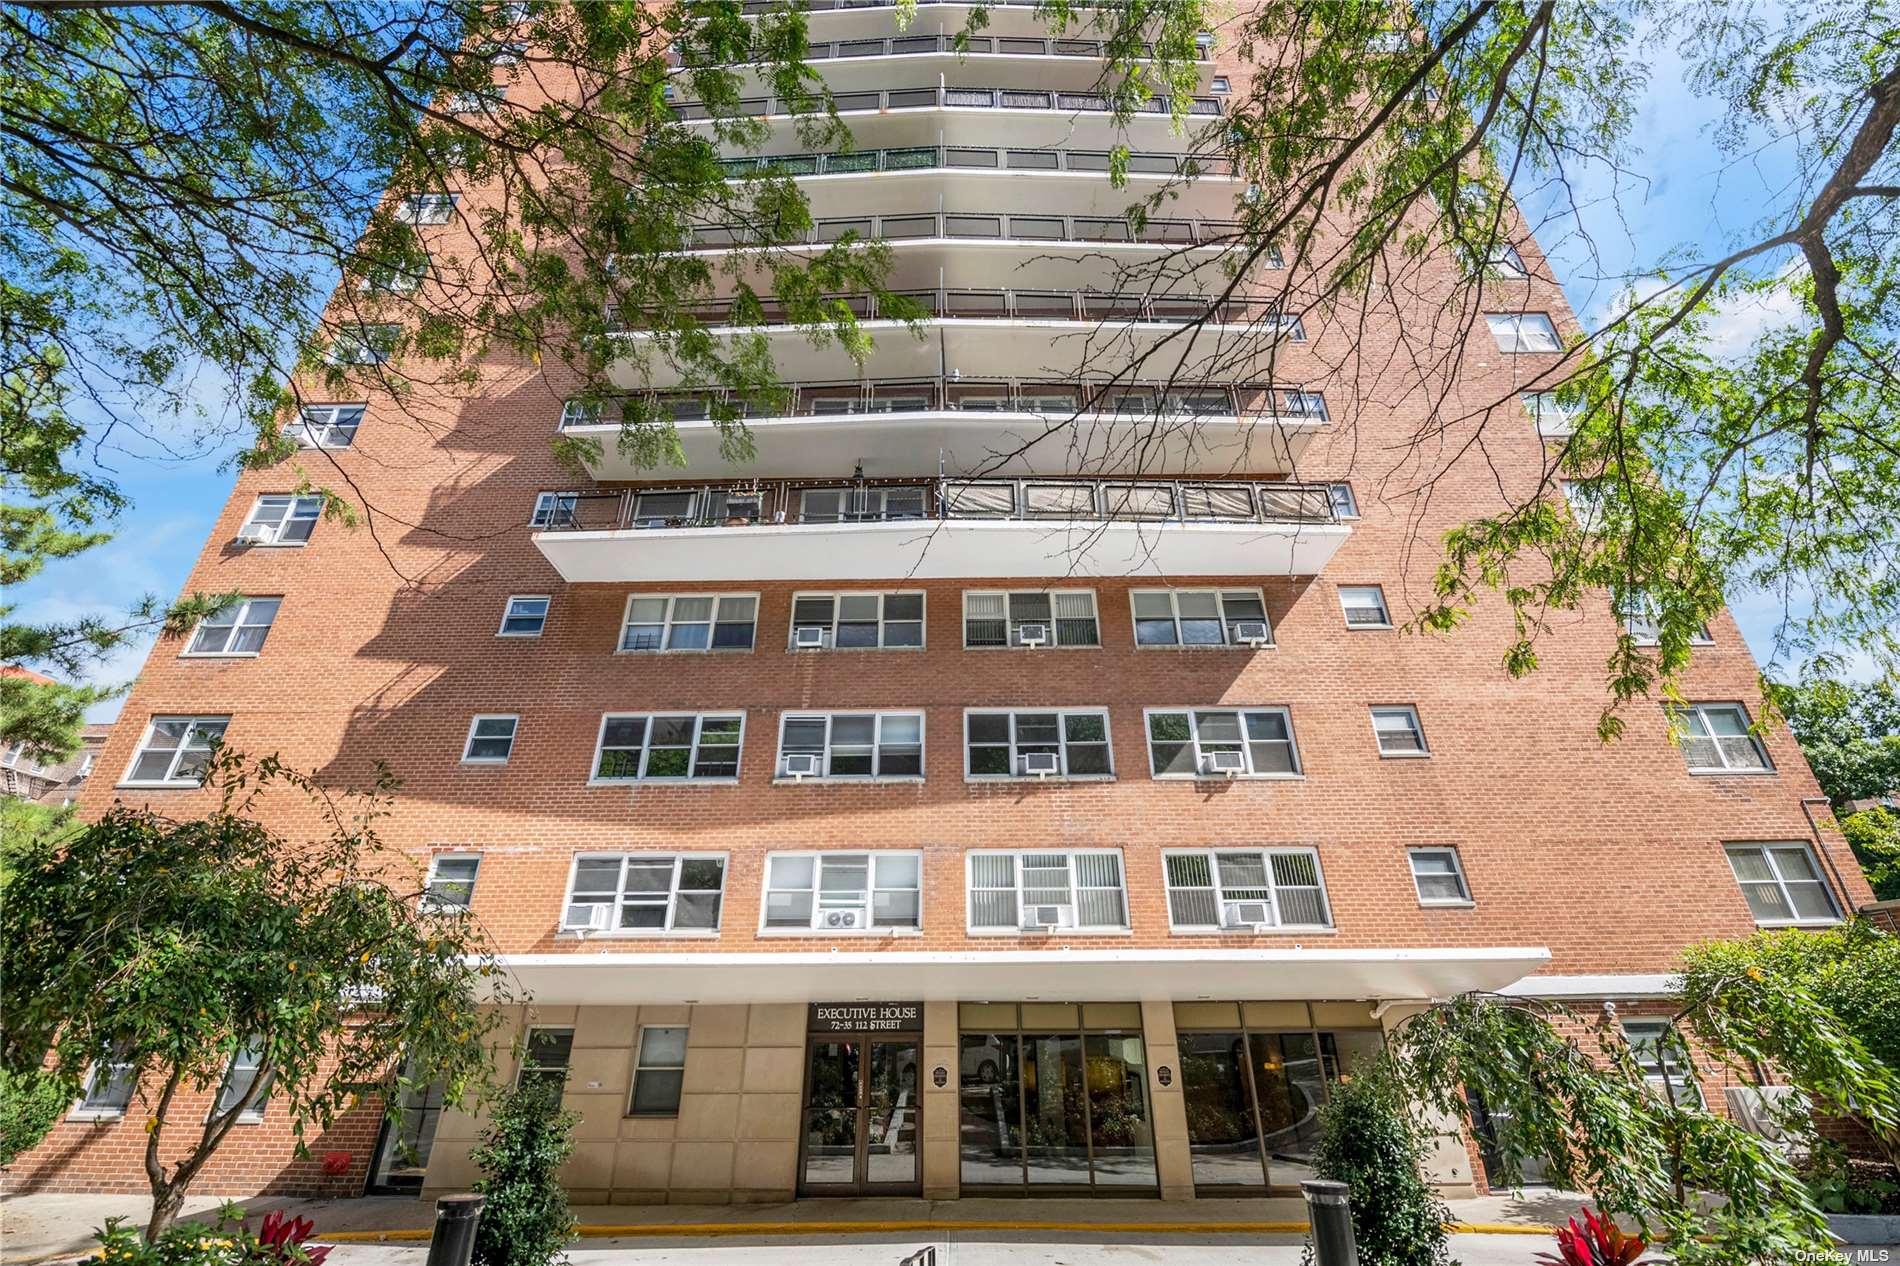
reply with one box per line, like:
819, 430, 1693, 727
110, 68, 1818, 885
809, 1002, 923, 1033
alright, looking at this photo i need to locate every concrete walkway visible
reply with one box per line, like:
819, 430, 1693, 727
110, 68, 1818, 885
1, 1190, 1589, 1263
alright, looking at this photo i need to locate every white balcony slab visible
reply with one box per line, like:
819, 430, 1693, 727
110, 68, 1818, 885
533, 516, 1349, 583
693, 104, 1222, 152
565, 409, 1322, 480
488, 946, 1552, 1006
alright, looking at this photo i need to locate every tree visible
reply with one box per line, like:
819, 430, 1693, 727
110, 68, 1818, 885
1840, 808, 1900, 902
470, 1081, 578, 1266
0, 748, 514, 1238
1774, 678, 1900, 808
1307, 1058, 1453, 1266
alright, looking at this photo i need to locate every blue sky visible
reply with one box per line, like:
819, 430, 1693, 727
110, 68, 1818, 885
8, 24, 1843, 722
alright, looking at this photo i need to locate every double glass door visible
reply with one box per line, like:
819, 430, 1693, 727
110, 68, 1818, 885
799, 1036, 921, 1195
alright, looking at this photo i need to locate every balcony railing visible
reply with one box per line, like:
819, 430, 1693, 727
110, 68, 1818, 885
671, 84, 1224, 121
534, 478, 1338, 534
679, 33, 1182, 65
744, 0, 1137, 13
690, 210, 1244, 249
561, 380, 1329, 427
613, 290, 1305, 336
718, 144, 1235, 178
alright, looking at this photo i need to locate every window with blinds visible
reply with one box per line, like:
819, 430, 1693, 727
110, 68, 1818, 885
963, 590, 1100, 647
967, 850, 1127, 931
1162, 850, 1331, 930
1674, 703, 1771, 773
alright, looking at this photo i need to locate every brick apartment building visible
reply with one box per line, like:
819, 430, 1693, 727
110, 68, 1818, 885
10, 0, 1877, 1208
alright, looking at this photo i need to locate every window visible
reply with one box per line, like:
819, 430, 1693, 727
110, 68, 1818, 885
517, 1027, 573, 1094
1724, 844, 1839, 925
1163, 849, 1332, 929
963, 590, 1099, 648
239, 495, 322, 546
762, 852, 922, 932
329, 324, 399, 365
777, 712, 923, 779
123, 716, 228, 786
1621, 1021, 1700, 1107
213, 1037, 273, 1121
1145, 708, 1299, 778
966, 710, 1112, 779
77, 1047, 136, 1115
799, 485, 926, 522
422, 855, 481, 911
1619, 594, 1712, 646
1370, 706, 1427, 756
462, 715, 518, 764
1327, 483, 1359, 519
1675, 703, 1770, 773
560, 399, 604, 429
184, 598, 280, 656
629, 1026, 688, 1115
1484, 312, 1561, 353
1484, 242, 1528, 278
591, 713, 743, 782
396, 193, 458, 225
1408, 849, 1471, 905
631, 489, 700, 526
531, 491, 580, 527
1210, 75, 1231, 93
291, 404, 364, 448
562, 854, 726, 932
788, 592, 924, 650
1561, 480, 1604, 529
1338, 585, 1391, 628
498, 595, 549, 637
1522, 392, 1578, 437
967, 850, 1127, 931
619, 594, 757, 652
1131, 590, 1272, 647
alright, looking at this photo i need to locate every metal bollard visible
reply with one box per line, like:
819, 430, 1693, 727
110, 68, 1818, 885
424, 1192, 486, 1266
1301, 1179, 1360, 1266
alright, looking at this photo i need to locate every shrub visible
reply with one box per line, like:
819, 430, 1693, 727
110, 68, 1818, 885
470, 1080, 578, 1266
1307, 1057, 1454, 1266
86, 1205, 329, 1265
0, 1067, 70, 1167
1538, 1208, 1648, 1265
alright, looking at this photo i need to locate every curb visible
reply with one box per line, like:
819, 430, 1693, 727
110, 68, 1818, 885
317, 1217, 1560, 1243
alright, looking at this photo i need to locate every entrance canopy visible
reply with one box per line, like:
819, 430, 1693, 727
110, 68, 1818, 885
491, 946, 1550, 1007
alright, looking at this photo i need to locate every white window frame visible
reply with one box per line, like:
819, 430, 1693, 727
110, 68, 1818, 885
1327, 483, 1359, 519
421, 854, 482, 911
1621, 1020, 1702, 1108
1676, 703, 1773, 774
182, 597, 281, 657
588, 712, 745, 784
1143, 707, 1301, 779
1370, 705, 1429, 758
497, 595, 550, 638
1723, 843, 1841, 927
1407, 848, 1472, 906
1619, 594, 1713, 646
291, 403, 365, 448
71, 1048, 137, 1119
120, 715, 229, 788
239, 494, 323, 546
617, 593, 759, 654
328, 324, 400, 366
1130, 588, 1273, 649
1484, 312, 1562, 353
461, 715, 518, 765
1161, 848, 1334, 932
758, 850, 924, 935
530, 491, 581, 527
964, 848, 1129, 934
787, 591, 927, 651
1522, 392, 1578, 438
395, 192, 459, 225
213, 1037, 272, 1123
775, 711, 925, 782
516, 1026, 575, 1092
963, 708, 1114, 781
560, 399, 605, 429
1338, 585, 1392, 629
961, 589, 1101, 649
629, 1025, 689, 1116
560, 853, 728, 936
1485, 242, 1529, 278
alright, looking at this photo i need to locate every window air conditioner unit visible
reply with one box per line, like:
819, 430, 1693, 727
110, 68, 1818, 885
563, 903, 610, 934
1020, 751, 1060, 778
1015, 623, 1049, 647
235, 522, 272, 545
820, 909, 862, 930
1222, 900, 1271, 928
1232, 620, 1271, 647
1203, 749, 1246, 776
782, 753, 821, 779
793, 625, 827, 649
1020, 904, 1070, 930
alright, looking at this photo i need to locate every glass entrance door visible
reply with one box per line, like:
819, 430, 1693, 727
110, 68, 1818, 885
799, 1036, 920, 1195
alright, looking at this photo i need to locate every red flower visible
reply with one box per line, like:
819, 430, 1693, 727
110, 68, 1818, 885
253, 1209, 332, 1265
1536, 1207, 1648, 1266
319, 1150, 353, 1177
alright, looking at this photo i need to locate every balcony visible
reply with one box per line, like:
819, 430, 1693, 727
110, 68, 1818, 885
562, 379, 1329, 479
621, 288, 1299, 333
718, 145, 1235, 180
530, 478, 1348, 583
681, 33, 1186, 65
672, 84, 1224, 122
690, 210, 1249, 250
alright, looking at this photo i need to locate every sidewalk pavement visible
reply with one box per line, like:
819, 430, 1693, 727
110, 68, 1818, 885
2, 1190, 1591, 1264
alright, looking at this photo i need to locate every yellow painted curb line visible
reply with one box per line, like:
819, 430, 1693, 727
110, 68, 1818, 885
320, 1217, 1559, 1243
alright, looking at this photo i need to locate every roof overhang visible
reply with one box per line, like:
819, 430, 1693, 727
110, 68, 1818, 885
487, 946, 1553, 1007
533, 518, 1351, 583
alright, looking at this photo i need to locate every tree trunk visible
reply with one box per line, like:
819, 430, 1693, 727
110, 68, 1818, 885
145, 1180, 187, 1241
